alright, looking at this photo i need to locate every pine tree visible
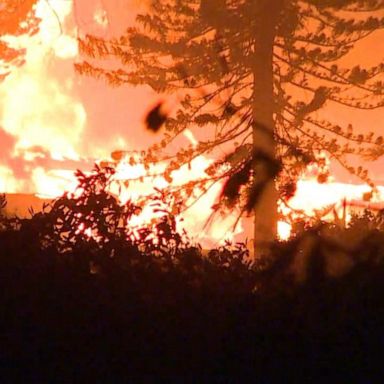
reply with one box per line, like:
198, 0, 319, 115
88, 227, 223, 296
76, 0, 384, 255
0, 0, 39, 80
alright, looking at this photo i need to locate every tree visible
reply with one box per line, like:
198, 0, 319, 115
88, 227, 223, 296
0, 0, 40, 80
76, 0, 384, 255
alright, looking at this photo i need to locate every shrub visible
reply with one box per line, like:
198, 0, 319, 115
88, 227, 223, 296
1, 166, 384, 381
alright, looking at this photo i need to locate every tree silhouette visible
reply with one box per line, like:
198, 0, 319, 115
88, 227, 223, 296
76, 0, 384, 255
0, 0, 39, 80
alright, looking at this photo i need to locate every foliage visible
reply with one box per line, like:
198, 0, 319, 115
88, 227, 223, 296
0, 0, 40, 80
0, 165, 252, 273
1, 166, 384, 380
76, 0, 384, 236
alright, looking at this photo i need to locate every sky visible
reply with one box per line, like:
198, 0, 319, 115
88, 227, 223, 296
0, 0, 384, 242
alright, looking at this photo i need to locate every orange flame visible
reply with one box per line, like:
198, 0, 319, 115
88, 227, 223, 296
1, 1, 383, 247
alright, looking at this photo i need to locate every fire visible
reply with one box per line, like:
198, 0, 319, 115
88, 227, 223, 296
0, 165, 23, 192
100, 143, 244, 247
277, 221, 292, 241
32, 168, 78, 198
0, 0, 244, 248
1, 1, 383, 247
0, 0, 85, 194
277, 180, 384, 240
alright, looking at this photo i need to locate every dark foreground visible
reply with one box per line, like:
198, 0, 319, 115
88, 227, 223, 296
1, 173, 384, 382
2, 224, 384, 382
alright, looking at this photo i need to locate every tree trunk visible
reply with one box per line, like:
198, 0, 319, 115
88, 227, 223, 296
251, 1, 283, 257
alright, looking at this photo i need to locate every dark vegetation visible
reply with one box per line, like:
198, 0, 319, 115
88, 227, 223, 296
1, 166, 384, 381
2, 2, 384, 381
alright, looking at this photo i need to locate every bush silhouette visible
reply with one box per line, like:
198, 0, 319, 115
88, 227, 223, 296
1, 166, 384, 381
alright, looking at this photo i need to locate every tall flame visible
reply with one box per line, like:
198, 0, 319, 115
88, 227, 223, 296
0, 0, 85, 194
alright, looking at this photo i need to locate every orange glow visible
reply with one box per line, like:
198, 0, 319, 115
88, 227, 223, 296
277, 221, 291, 241
32, 168, 78, 198
0, 0, 86, 193
102, 145, 244, 246
277, 180, 384, 240
3, 68, 83, 157
1, 1, 384, 248
0, 165, 23, 192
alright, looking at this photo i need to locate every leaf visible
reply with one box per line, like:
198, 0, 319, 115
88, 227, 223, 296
280, 182, 297, 200
363, 191, 373, 201
194, 113, 219, 126
145, 102, 167, 132
0, 194, 6, 209
222, 101, 237, 117
111, 151, 127, 161
317, 173, 329, 184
